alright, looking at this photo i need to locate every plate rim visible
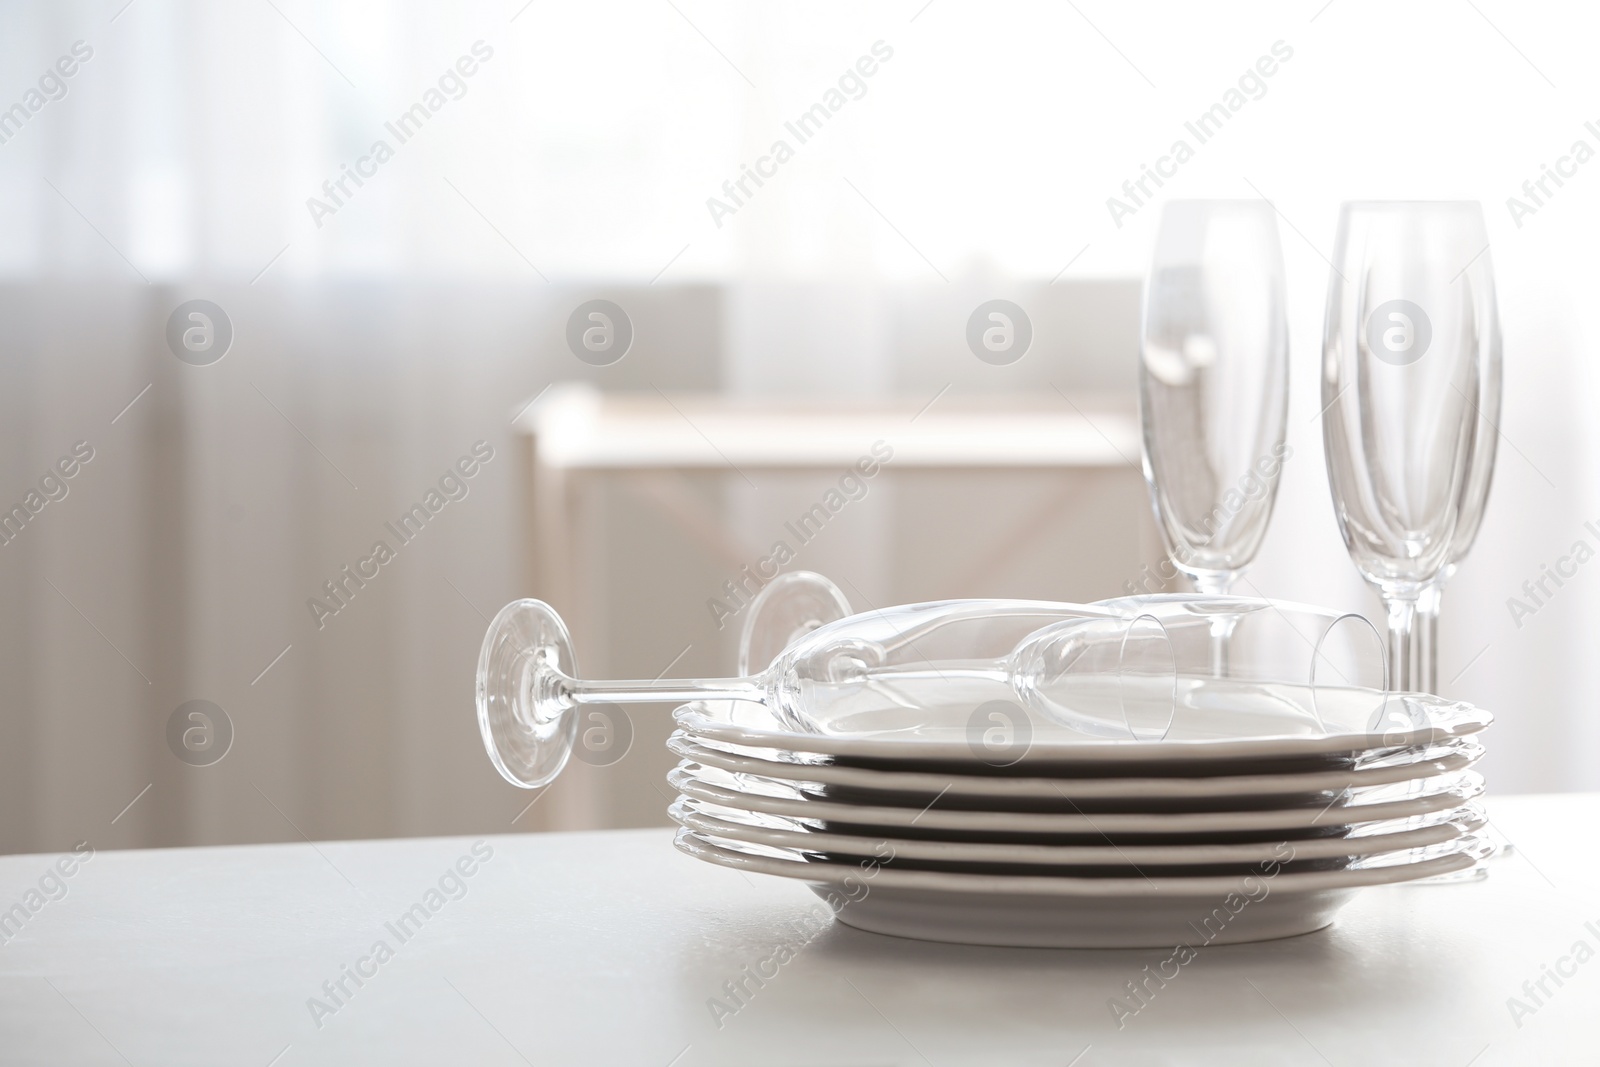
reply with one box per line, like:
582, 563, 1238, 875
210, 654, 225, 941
670, 797, 1486, 866
667, 731, 1484, 799
667, 764, 1485, 833
673, 699, 1491, 764
672, 827, 1485, 896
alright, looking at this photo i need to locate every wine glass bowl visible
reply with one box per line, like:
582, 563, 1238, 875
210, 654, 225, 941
1099, 594, 1389, 733
1009, 615, 1177, 742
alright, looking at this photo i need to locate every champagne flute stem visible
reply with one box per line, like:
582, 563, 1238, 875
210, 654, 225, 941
1382, 593, 1421, 694
1417, 583, 1442, 695
1190, 571, 1237, 677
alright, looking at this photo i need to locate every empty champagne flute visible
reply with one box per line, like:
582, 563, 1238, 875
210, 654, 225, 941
1321, 201, 1496, 693
1417, 302, 1502, 693
1140, 201, 1290, 594
1140, 200, 1290, 672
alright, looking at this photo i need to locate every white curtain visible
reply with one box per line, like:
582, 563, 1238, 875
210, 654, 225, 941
3, 0, 1598, 854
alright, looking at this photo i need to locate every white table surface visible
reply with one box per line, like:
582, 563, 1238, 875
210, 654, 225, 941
2, 794, 1597, 1066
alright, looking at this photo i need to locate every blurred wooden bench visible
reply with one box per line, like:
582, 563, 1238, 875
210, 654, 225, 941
514, 382, 1145, 619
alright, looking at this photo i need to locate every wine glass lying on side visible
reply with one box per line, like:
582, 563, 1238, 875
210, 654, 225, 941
478, 594, 1167, 789
476, 577, 1477, 790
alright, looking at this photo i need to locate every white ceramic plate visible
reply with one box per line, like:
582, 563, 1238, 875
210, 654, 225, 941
667, 732, 1483, 801
676, 787, 1486, 839
674, 696, 1491, 766
667, 764, 1485, 834
672, 830, 1489, 947
670, 797, 1488, 867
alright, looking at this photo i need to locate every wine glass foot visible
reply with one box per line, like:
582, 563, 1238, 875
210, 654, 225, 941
738, 572, 853, 675
477, 598, 579, 789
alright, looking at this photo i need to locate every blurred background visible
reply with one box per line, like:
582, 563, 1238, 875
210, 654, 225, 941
2, 0, 1595, 854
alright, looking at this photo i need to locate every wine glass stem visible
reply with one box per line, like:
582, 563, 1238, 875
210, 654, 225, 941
557, 663, 1013, 711
1383, 593, 1420, 694
563, 676, 766, 706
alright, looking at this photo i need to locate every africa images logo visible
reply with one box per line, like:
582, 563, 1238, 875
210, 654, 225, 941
1365, 299, 1431, 367
166, 300, 233, 366
566, 300, 633, 366
166, 700, 233, 767
966, 300, 1032, 366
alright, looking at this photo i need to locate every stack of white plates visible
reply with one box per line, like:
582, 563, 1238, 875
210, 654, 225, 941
668, 696, 1491, 948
